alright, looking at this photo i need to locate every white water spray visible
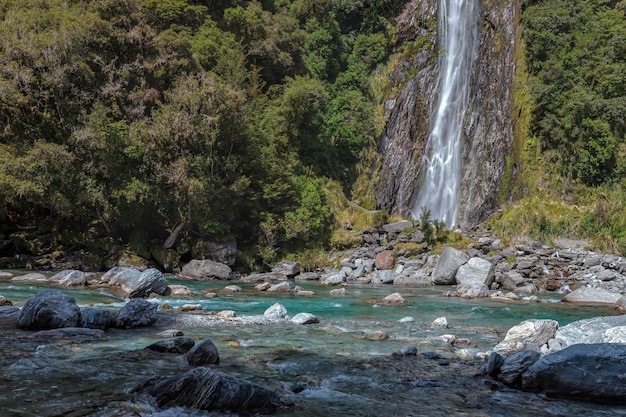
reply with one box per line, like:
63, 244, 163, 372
411, 0, 479, 227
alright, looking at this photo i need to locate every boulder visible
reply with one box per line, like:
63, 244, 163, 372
17, 290, 81, 330
272, 261, 300, 278
546, 315, 626, 353
521, 343, 626, 403
11, 272, 46, 282
381, 292, 407, 304
168, 284, 192, 296
121, 268, 170, 298
240, 272, 288, 283
180, 259, 232, 281
291, 312, 320, 325
369, 270, 395, 284
294, 272, 320, 281
615, 296, 626, 312
49, 270, 86, 287
562, 287, 621, 305
268, 281, 291, 292
493, 319, 559, 356
263, 303, 287, 320
431, 247, 469, 285
320, 272, 346, 286
131, 367, 287, 412
0, 306, 20, 323
115, 299, 158, 328
455, 257, 494, 287
497, 350, 541, 386
101, 266, 141, 285
186, 339, 219, 365
150, 245, 180, 272
146, 337, 195, 354
0, 295, 12, 306
79, 307, 115, 330
603, 326, 626, 343
375, 250, 394, 270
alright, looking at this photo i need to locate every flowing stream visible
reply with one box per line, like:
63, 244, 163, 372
2, 274, 626, 416
412, 0, 479, 227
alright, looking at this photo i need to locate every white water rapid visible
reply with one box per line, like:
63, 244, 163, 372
412, 0, 479, 227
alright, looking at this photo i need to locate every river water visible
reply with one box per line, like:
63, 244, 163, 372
1, 274, 626, 416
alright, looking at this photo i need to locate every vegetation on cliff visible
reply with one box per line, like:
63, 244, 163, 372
491, 0, 626, 254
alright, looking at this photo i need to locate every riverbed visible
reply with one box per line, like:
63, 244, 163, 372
1, 274, 625, 416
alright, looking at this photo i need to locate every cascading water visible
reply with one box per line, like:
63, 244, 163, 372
411, 0, 479, 227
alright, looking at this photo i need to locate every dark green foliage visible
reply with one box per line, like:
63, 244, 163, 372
523, 0, 626, 186
0, 0, 394, 264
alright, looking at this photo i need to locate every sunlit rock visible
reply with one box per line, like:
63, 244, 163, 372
493, 319, 559, 356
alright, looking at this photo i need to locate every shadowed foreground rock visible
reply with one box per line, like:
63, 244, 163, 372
521, 343, 626, 403
17, 289, 80, 330
132, 367, 289, 412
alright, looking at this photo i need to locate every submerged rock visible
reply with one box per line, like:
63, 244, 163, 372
17, 290, 81, 330
146, 337, 195, 354
186, 339, 219, 366
131, 367, 287, 412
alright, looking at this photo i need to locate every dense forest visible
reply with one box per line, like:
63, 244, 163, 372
0, 0, 625, 269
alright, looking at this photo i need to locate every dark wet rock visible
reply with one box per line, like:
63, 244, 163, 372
483, 351, 504, 378
17, 290, 80, 330
497, 350, 540, 387
115, 299, 158, 328
0, 306, 20, 323
48, 270, 86, 287
30, 327, 105, 340
186, 339, 219, 366
146, 337, 195, 354
180, 259, 232, 281
272, 261, 300, 278
79, 307, 115, 330
131, 367, 287, 412
432, 247, 469, 285
521, 343, 626, 403
401, 345, 418, 356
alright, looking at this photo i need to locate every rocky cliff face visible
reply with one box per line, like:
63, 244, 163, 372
377, 0, 519, 226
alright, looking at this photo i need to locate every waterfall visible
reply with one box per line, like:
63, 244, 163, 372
411, 0, 479, 228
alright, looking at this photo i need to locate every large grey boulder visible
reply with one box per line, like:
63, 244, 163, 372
272, 261, 300, 278
493, 319, 559, 356
431, 247, 469, 285
131, 367, 287, 412
17, 290, 81, 330
186, 339, 219, 365
180, 259, 232, 280
240, 272, 288, 283
521, 343, 626, 403
545, 315, 626, 353
102, 266, 141, 285
115, 299, 157, 328
562, 287, 621, 305
455, 257, 494, 287
121, 268, 170, 298
49, 270, 86, 287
